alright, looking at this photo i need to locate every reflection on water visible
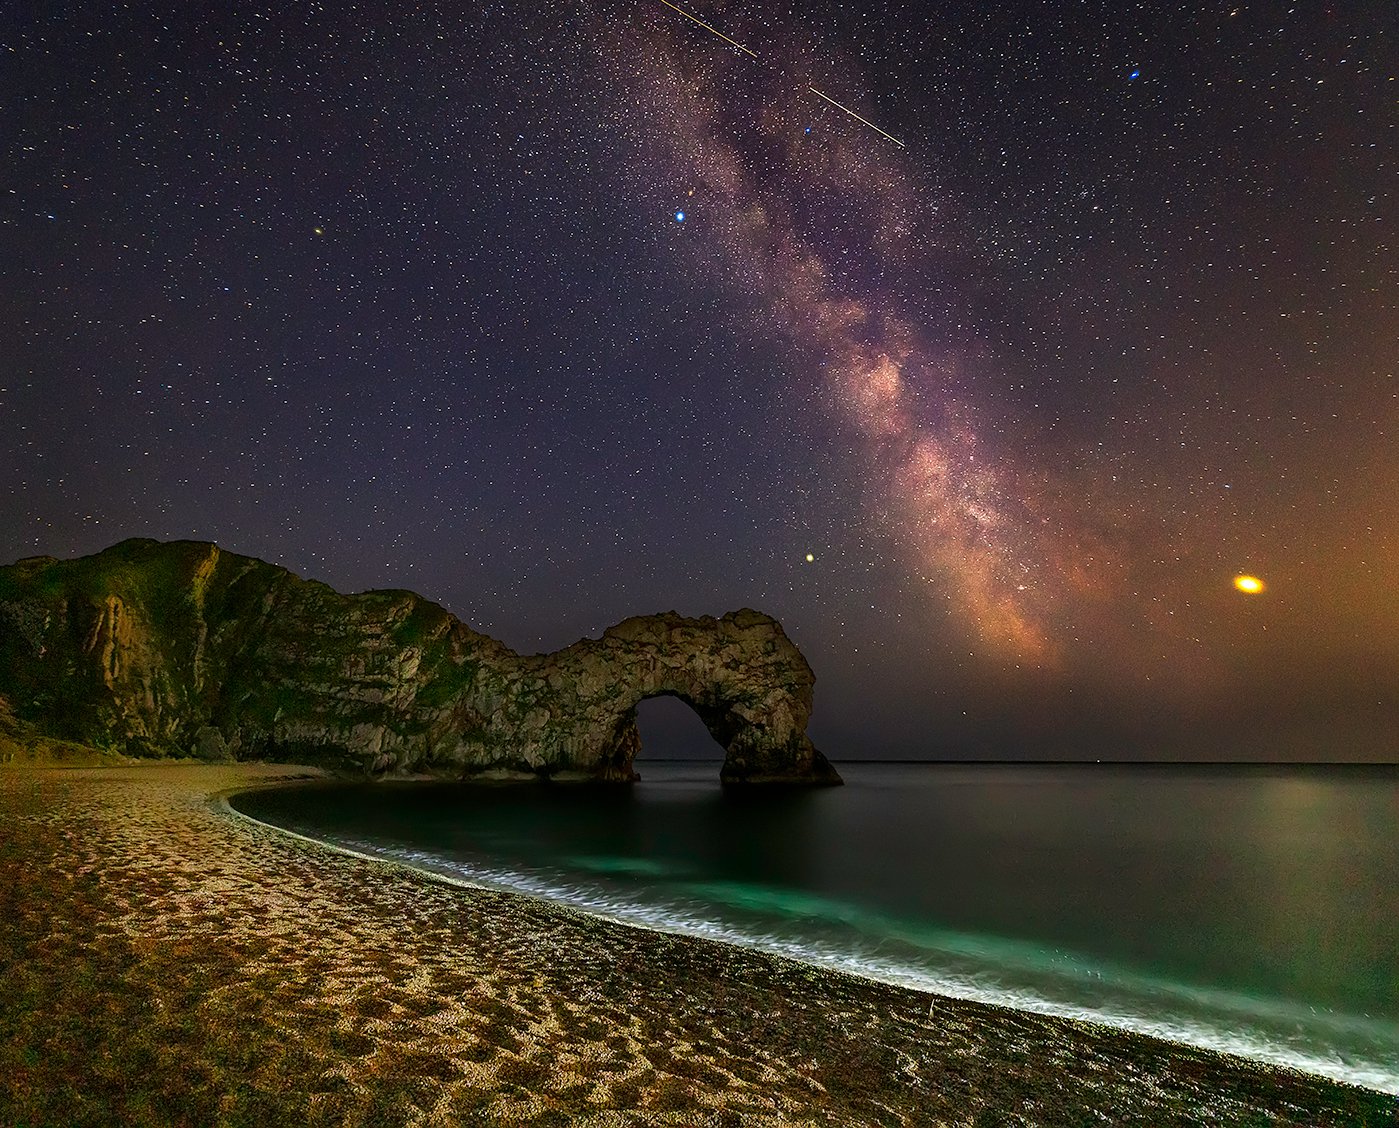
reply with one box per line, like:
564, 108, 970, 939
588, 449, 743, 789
230, 761, 1399, 1093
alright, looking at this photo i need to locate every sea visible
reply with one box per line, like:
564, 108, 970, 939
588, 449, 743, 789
229, 759, 1399, 1094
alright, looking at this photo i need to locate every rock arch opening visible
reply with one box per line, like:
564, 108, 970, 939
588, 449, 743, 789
597, 669, 840, 786
634, 694, 726, 762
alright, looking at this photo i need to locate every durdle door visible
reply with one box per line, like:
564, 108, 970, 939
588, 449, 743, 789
0, 538, 841, 785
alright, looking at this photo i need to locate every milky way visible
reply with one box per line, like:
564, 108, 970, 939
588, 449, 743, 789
601, 6, 1123, 664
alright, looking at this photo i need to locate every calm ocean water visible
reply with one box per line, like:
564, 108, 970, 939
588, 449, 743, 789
230, 761, 1399, 1093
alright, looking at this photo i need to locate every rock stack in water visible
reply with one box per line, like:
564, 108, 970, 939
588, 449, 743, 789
0, 539, 840, 784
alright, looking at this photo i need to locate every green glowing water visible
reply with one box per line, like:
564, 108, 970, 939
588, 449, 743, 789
232, 761, 1399, 1093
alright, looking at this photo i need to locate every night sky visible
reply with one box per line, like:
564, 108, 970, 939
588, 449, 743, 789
3, 2, 1394, 760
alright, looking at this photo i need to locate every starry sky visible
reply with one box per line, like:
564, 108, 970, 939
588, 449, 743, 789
3, 1, 1395, 760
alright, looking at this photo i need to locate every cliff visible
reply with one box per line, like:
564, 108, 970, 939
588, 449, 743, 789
0, 539, 840, 784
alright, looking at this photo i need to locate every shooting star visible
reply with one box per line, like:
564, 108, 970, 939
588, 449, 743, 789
658, 0, 758, 58
808, 86, 905, 148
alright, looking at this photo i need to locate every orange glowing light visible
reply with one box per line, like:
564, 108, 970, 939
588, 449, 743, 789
1233, 575, 1265, 594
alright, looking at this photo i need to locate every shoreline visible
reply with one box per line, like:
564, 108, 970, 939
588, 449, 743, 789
1, 762, 1392, 1126
224, 775, 1399, 1097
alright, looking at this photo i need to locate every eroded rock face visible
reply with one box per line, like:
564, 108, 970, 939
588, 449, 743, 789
0, 539, 840, 784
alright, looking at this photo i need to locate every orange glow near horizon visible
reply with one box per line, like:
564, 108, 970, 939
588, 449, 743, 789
1234, 574, 1265, 594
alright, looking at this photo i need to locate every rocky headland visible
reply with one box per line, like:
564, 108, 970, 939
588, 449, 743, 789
0, 538, 839, 784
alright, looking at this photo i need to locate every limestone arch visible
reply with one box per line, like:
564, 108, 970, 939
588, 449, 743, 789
596, 681, 840, 786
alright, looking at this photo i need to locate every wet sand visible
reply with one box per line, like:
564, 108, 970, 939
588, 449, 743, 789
0, 763, 1390, 1126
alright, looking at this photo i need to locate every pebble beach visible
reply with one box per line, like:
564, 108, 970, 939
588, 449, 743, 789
0, 763, 1391, 1127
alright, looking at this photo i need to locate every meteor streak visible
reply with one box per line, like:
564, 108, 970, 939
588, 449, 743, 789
808, 86, 905, 148
657, 0, 758, 58
654, 5, 907, 152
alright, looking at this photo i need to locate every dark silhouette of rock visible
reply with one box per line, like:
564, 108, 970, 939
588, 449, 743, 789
0, 539, 840, 784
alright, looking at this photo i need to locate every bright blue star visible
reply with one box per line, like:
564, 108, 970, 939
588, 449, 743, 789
1128, 68, 1140, 80
674, 210, 685, 223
